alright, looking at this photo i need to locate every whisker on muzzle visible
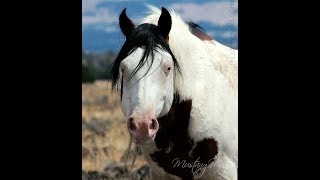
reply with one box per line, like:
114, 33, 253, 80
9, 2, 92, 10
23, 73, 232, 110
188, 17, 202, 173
123, 136, 137, 177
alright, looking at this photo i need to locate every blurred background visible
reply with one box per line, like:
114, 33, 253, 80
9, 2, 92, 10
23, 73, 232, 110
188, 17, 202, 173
82, 0, 238, 179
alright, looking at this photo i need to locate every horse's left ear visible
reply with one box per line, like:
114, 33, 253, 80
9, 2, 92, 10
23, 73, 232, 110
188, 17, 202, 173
119, 8, 135, 38
158, 7, 172, 40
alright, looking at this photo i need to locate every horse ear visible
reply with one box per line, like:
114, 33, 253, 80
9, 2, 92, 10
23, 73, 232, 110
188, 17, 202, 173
158, 7, 172, 40
119, 8, 135, 37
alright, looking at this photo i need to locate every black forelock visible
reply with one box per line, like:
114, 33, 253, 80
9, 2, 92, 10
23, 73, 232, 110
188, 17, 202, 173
110, 23, 181, 91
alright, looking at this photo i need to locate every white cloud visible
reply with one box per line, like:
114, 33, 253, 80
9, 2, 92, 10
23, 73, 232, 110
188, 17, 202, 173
82, 9, 117, 25
82, 0, 104, 13
82, 0, 145, 13
105, 26, 117, 33
221, 31, 237, 38
82, 0, 120, 26
170, 1, 238, 26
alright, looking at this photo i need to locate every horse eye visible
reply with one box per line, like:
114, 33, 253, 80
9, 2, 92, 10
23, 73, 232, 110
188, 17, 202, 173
167, 67, 171, 71
121, 68, 124, 73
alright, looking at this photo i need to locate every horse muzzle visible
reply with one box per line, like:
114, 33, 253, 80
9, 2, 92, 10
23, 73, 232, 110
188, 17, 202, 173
127, 116, 159, 144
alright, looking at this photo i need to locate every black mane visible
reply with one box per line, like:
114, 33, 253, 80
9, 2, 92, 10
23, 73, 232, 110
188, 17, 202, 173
187, 21, 213, 41
187, 21, 206, 33
110, 23, 181, 91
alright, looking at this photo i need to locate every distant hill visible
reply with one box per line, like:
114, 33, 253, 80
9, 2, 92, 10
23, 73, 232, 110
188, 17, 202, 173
82, 50, 116, 82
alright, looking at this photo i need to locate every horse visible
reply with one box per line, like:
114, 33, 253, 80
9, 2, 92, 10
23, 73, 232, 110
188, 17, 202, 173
110, 5, 238, 180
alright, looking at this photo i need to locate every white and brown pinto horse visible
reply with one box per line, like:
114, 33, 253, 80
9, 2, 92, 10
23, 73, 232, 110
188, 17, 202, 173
111, 6, 238, 180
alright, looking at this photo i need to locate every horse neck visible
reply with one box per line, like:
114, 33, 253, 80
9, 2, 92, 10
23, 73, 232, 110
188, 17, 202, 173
168, 26, 217, 100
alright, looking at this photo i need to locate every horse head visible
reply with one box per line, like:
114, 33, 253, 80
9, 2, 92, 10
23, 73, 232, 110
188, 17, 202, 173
111, 7, 180, 144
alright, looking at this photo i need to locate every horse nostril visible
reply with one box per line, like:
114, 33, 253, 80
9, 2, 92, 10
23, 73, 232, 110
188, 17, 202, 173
130, 123, 136, 131
129, 117, 134, 122
150, 119, 158, 130
128, 117, 136, 131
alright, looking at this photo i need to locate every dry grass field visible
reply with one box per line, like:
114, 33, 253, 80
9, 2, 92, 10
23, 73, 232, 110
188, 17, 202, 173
82, 80, 150, 179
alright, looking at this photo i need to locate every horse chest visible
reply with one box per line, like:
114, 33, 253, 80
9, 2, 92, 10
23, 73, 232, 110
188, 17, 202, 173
149, 97, 218, 179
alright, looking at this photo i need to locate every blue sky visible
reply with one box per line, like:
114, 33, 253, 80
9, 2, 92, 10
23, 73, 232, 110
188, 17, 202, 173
82, 0, 238, 53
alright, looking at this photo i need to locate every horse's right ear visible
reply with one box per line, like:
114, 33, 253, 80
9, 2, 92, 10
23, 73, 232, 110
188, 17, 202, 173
158, 7, 172, 41
119, 8, 135, 37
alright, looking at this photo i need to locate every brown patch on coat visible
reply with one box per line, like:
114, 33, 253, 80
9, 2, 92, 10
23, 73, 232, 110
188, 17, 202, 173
150, 94, 218, 179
